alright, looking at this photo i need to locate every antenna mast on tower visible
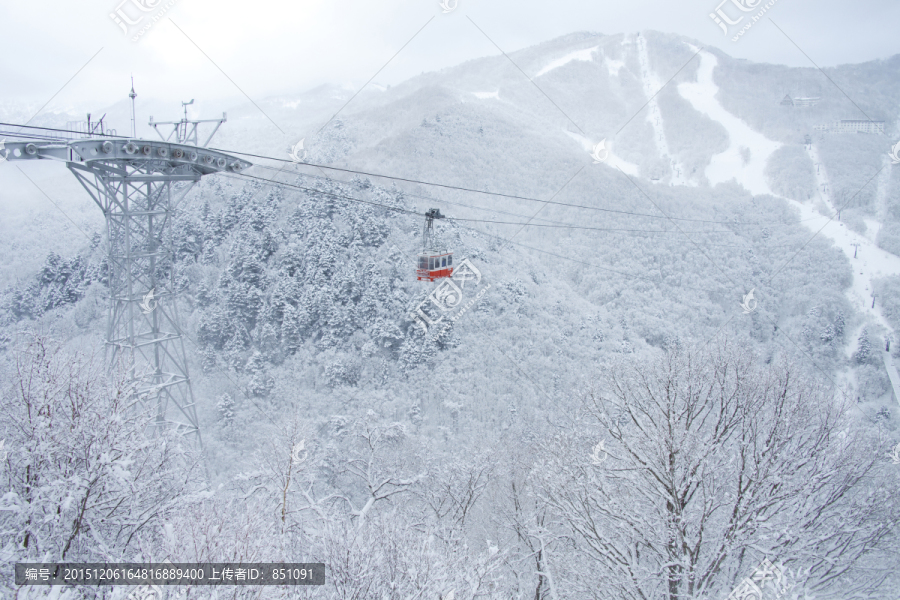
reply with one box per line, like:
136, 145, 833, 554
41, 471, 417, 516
149, 100, 226, 147
129, 76, 137, 138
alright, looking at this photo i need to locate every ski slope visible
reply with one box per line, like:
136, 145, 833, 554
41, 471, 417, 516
535, 46, 598, 78
674, 43, 900, 401
801, 143, 900, 340
635, 33, 691, 186
604, 57, 625, 77
792, 150, 900, 404
677, 45, 781, 195
564, 130, 639, 176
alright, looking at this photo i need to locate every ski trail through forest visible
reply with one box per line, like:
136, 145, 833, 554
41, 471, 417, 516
635, 33, 690, 186
678, 46, 781, 195
802, 144, 900, 348
673, 44, 900, 398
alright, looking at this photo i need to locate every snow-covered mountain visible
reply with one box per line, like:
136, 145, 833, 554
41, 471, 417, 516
2, 30, 900, 598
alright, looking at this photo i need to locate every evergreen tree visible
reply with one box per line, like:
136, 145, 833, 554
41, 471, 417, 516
217, 392, 235, 430
854, 327, 872, 364
834, 310, 845, 337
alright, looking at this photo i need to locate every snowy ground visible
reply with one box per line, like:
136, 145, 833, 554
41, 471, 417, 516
604, 56, 625, 77
561, 34, 694, 180
674, 45, 900, 336
796, 146, 900, 405
674, 44, 900, 405
635, 33, 691, 186
875, 153, 893, 222
677, 46, 781, 196
535, 46, 599, 78
800, 144, 900, 342
564, 129, 639, 176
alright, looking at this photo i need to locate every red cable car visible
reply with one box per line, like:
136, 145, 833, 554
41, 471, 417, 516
416, 208, 453, 281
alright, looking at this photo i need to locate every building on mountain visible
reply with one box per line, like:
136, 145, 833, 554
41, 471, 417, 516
780, 95, 819, 107
813, 120, 885, 134
793, 97, 820, 107
834, 119, 884, 133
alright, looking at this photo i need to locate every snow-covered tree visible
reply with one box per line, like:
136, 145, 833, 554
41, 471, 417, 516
855, 326, 872, 364
216, 392, 235, 433
537, 341, 899, 599
0, 335, 199, 594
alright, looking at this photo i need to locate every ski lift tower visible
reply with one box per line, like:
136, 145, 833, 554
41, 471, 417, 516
2, 128, 250, 444
149, 100, 227, 147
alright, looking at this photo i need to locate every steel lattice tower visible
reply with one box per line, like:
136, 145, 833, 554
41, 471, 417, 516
5, 138, 251, 442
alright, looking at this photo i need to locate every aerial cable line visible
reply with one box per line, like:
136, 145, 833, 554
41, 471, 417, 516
250, 161, 604, 232
0, 121, 128, 139
0, 121, 823, 227
232, 172, 420, 216
217, 147, 787, 226
0, 137, 778, 320
221, 172, 729, 296
0, 131, 70, 143
221, 170, 768, 295
449, 216, 734, 234
0, 128, 64, 139
231, 172, 738, 235
251, 161, 718, 233
226, 148, 829, 226
248, 163, 800, 248
452, 221, 724, 294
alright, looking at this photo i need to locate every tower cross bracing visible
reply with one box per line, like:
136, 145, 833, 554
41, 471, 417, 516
4, 138, 251, 442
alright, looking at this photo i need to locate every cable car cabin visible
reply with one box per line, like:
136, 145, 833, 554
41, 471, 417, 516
417, 251, 453, 281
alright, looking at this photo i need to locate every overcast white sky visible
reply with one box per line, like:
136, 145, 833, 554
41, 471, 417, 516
1, 0, 897, 120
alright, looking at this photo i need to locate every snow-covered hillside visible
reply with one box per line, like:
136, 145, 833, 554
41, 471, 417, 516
2, 29, 900, 599
668, 43, 900, 406
677, 46, 781, 195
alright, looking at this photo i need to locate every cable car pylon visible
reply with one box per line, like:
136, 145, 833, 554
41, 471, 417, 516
417, 208, 453, 281
2, 120, 250, 446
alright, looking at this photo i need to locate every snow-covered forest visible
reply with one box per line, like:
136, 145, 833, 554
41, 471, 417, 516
1, 22, 900, 600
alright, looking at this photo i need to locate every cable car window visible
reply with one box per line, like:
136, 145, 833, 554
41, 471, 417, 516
419, 257, 427, 269
429, 258, 435, 270
442, 257, 446, 267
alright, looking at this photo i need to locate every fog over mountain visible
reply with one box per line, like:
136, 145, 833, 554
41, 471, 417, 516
1, 29, 899, 599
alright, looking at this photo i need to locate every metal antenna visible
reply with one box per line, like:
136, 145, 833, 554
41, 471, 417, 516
3, 137, 250, 446
67, 113, 114, 139
149, 99, 225, 147
129, 76, 137, 138
90, 114, 107, 137
182, 99, 194, 122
